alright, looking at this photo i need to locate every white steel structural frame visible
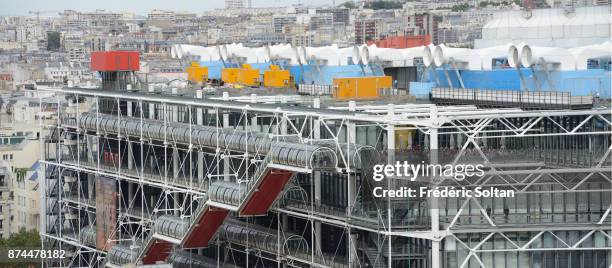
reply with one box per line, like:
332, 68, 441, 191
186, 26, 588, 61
39, 87, 611, 268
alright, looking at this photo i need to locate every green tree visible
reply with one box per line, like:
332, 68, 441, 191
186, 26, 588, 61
451, 3, 470, 12
47, 31, 61, 51
14, 168, 28, 182
0, 228, 41, 248
365, 1, 404, 10
0, 229, 42, 267
339, 1, 356, 9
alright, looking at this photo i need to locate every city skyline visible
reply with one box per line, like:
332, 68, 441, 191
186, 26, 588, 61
0, 0, 336, 16
0, 1, 609, 267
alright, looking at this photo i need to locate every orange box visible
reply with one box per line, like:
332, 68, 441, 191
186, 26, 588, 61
263, 65, 291, 88
222, 68, 240, 84
238, 64, 260, 86
186, 62, 208, 83
333, 76, 392, 100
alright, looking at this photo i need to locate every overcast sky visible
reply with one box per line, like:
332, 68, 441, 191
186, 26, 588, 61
1, 0, 339, 16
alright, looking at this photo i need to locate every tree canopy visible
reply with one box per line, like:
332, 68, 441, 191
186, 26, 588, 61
0, 228, 41, 248
365, 1, 404, 10
47, 32, 61, 51
339, 1, 356, 9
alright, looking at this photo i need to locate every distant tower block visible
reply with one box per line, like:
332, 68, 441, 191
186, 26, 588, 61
225, 0, 246, 9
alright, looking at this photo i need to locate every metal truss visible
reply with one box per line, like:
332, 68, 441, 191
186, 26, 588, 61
40, 87, 611, 268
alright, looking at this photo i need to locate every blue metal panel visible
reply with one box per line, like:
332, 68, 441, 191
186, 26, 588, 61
409, 82, 436, 99
291, 64, 381, 85
198, 61, 225, 80
249, 63, 272, 75
199, 61, 273, 80
423, 68, 611, 99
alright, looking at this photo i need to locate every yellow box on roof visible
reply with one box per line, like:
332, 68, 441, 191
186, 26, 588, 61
186, 62, 208, 83
263, 65, 291, 88
221, 68, 240, 84
237, 64, 260, 86
332, 76, 392, 100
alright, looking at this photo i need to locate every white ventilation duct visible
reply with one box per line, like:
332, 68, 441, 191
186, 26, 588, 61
476, 44, 514, 71
354, 44, 367, 65
172, 44, 224, 61
360, 45, 370, 65
224, 43, 243, 52
360, 45, 430, 66
570, 41, 611, 70
305, 45, 340, 66
397, 46, 428, 66
297, 46, 307, 65
226, 46, 251, 63
175, 44, 184, 59
264, 45, 272, 62
218, 45, 228, 62
433, 44, 475, 69
254, 47, 271, 63
224, 43, 245, 61
507, 43, 527, 68
364, 44, 401, 64
170, 45, 177, 59
520, 45, 575, 71
226, 44, 266, 63
266, 44, 284, 61
172, 43, 603, 71
422, 44, 435, 67
269, 44, 302, 65
202, 46, 222, 61
338, 46, 361, 65
175, 45, 205, 60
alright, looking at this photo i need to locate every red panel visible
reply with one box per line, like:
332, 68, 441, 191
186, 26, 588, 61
91, 51, 140, 71
240, 169, 294, 216
141, 239, 172, 265
182, 206, 229, 248
367, 35, 431, 49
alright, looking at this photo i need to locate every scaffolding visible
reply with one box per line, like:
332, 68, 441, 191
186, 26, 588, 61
40, 86, 612, 268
